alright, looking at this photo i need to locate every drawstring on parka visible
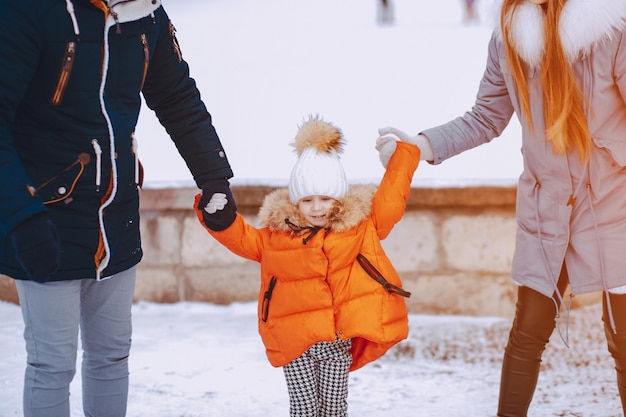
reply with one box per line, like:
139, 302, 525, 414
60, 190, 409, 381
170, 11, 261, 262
534, 157, 619, 348
65, 0, 80, 38
533, 181, 572, 348
131, 133, 139, 185
284, 219, 324, 245
91, 139, 102, 192
283, 219, 411, 298
583, 179, 618, 334
574, 160, 617, 334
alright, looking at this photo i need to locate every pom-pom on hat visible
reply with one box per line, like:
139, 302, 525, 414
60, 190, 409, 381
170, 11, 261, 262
288, 116, 348, 204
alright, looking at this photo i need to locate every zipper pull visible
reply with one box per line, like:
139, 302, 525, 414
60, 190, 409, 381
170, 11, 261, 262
109, 8, 122, 34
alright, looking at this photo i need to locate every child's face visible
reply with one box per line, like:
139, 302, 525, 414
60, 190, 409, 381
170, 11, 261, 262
297, 195, 336, 227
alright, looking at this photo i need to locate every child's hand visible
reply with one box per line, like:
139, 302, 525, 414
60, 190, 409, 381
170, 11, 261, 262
375, 130, 399, 168
204, 193, 228, 214
377, 127, 434, 165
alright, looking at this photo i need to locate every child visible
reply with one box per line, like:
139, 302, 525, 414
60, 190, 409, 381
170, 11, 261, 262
194, 116, 420, 416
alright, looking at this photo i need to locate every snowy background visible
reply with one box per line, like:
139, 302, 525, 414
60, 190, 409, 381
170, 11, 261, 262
1, 1, 622, 416
136, 0, 523, 189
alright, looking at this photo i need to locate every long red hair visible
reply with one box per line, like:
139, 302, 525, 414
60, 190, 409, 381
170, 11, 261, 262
501, 0, 591, 162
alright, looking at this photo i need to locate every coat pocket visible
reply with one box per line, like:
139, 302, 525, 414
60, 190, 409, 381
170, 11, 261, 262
36, 153, 90, 205
594, 137, 626, 167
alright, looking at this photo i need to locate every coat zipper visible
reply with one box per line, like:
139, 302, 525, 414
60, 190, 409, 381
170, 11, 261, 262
169, 21, 182, 63
51, 41, 76, 106
261, 277, 277, 322
356, 254, 411, 297
139, 34, 150, 90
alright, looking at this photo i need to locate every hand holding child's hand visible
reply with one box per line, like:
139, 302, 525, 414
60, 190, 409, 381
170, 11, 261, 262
376, 127, 434, 166
196, 179, 237, 231
204, 193, 227, 214
375, 130, 399, 168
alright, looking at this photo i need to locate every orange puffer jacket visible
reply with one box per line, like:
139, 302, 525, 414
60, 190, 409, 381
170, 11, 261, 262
194, 142, 420, 371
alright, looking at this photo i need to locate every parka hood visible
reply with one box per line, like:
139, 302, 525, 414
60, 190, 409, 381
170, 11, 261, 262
106, 0, 161, 23
258, 185, 377, 234
497, 0, 626, 67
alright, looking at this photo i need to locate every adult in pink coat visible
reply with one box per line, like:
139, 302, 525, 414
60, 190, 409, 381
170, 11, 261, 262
377, 0, 626, 415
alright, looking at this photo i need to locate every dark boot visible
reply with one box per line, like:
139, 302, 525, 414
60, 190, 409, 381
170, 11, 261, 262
497, 281, 565, 417
603, 292, 626, 413
497, 351, 541, 417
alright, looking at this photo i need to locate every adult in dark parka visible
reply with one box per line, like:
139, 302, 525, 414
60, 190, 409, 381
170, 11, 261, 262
0, 0, 235, 415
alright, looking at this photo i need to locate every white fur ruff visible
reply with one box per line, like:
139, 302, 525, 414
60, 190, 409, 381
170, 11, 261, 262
499, 0, 626, 67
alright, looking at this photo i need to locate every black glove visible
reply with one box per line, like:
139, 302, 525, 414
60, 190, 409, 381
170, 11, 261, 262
198, 179, 237, 231
10, 213, 61, 282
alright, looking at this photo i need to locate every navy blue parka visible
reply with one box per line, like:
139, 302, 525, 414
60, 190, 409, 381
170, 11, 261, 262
0, 0, 233, 281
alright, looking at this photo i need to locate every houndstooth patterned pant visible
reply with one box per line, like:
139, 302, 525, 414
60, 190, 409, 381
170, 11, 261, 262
283, 337, 353, 417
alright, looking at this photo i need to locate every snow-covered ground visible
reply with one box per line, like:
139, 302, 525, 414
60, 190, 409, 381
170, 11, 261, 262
0, 300, 622, 416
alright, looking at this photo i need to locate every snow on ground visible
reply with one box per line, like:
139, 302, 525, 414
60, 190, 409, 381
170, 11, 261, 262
0, 300, 622, 416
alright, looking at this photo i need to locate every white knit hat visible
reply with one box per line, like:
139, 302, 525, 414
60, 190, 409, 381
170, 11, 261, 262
288, 116, 348, 204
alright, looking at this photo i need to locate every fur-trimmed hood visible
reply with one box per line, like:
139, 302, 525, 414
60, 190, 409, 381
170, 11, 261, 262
496, 0, 626, 67
258, 185, 377, 234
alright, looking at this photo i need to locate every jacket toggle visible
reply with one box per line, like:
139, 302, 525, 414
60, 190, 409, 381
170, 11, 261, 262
65, 0, 80, 38
91, 139, 102, 192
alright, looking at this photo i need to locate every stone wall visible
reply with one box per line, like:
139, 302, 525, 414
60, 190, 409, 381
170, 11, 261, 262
0, 185, 598, 317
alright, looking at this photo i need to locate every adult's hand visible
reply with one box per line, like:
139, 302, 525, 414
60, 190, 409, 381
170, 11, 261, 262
376, 127, 434, 167
10, 213, 61, 282
197, 179, 237, 231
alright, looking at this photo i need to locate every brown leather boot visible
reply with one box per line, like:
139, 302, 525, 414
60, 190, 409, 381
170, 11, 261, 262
497, 351, 541, 416
497, 284, 562, 416
603, 292, 626, 413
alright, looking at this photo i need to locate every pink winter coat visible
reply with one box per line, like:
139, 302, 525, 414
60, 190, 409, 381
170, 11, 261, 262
421, 0, 626, 299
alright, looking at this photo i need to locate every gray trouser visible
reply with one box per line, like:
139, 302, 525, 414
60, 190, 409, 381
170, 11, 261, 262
283, 337, 352, 417
15, 266, 136, 417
